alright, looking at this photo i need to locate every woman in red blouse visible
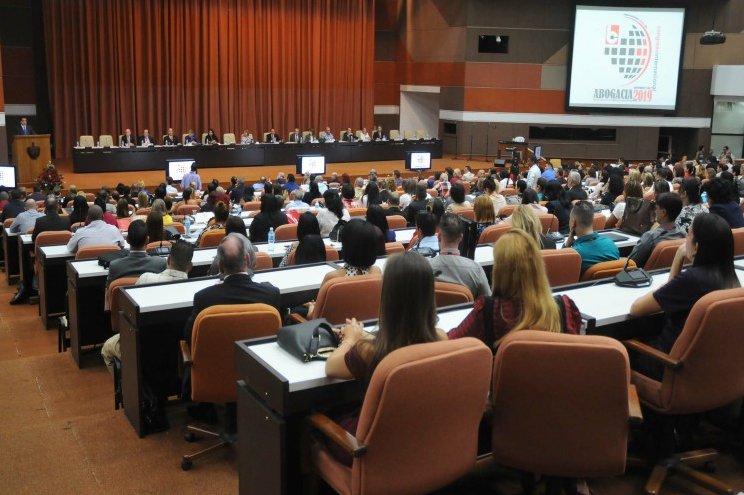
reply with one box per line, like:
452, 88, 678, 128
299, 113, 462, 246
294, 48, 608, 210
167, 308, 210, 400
449, 229, 582, 349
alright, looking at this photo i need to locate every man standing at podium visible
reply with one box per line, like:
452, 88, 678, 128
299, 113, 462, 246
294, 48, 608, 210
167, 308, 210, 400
14, 117, 35, 136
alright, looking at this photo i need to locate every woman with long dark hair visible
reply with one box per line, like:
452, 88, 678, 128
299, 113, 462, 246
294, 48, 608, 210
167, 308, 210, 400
279, 212, 321, 267
543, 180, 571, 234
69, 195, 89, 226
362, 181, 381, 207
366, 205, 395, 242
304, 181, 322, 205
294, 234, 327, 265
630, 213, 740, 378
248, 194, 288, 243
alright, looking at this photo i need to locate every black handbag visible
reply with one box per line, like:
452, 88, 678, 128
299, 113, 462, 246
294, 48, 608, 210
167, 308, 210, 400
277, 319, 339, 362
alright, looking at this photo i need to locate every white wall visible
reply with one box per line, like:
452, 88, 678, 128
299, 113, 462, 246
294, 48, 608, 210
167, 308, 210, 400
399, 91, 439, 138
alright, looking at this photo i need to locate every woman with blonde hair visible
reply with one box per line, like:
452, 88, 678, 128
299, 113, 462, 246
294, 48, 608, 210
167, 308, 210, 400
448, 229, 581, 349
509, 204, 556, 249
473, 195, 496, 238
150, 198, 172, 224
137, 191, 149, 209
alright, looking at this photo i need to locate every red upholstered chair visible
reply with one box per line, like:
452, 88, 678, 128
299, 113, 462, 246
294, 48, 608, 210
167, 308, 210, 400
623, 288, 744, 495
593, 213, 607, 231
70, 221, 85, 232
497, 204, 517, 219
34, 231, 73, 275
254, 251, 273, 270
731, 227, 744, 256
384, 242, 405, 256
180, 303, 282, 470
274, 224, 297, 241
146, 240, 172, 251
3, 218, 14, 228
177, 204, 200, 215
198, 229, 225, 248
308, 338, 492, 495
292, 274, 382, 325
386, 215, 407, 230
434, 281, 474, 308
643, 238, 685, 271
502, 187, 517, 196
242, 201, 261, 211
453, 208, 475, 221
135, 207, 151, 216
580, 258, 636, 282
347, 207, 367, 217
106, 277, 139, 326
537, 214, 559, 233
489, 331, 640, 486
541, 248, 582, 287
75, 244, 121, 260
478, 223, 511, 245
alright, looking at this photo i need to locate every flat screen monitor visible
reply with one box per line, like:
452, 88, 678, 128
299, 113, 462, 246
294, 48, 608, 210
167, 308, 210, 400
406, 152, 431, 171
567, 5, 686, 112
0, 165, 17, 188
166, 159, 195, 183
534, 145, 542, 159
296, 155, 326, 175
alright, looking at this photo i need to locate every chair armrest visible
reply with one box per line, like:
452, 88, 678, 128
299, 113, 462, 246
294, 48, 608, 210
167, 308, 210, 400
307, 413, 367, 458
623, 339, 682, 370
628, 384, 643, 425
180, 340, 193, 367
289, 313, 308, 324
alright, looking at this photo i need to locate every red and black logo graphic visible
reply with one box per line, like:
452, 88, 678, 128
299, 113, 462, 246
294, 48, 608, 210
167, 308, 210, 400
604, 15, 652, 85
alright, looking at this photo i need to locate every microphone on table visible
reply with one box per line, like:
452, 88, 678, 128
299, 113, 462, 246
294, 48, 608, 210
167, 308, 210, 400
614, 257, 652, 287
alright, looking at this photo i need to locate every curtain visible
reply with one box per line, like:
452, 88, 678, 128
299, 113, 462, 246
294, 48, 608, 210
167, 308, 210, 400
43, 0, 375, 158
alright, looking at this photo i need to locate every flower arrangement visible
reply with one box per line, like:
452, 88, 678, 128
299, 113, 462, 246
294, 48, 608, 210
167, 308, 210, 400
37, 161, 64, 194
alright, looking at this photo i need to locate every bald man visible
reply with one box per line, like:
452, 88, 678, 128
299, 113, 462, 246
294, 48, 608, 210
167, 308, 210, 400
9, 198, 44, 233
66, 205, 125, 252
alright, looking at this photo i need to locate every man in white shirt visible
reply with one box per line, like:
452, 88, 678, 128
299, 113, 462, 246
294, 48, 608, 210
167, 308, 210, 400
101, 241, 194, 374
285, 189, 310, 210
320, 127, 335, 143
526, 156, 542, 189
10, 199, 44, 233
66, 206, 125, 252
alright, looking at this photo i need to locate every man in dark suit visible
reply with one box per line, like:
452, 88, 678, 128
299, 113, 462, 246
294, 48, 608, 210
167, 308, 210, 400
1, 189, 26, 222
107, 220, 167, 285
120, 128, 136, 147
264, 128, 281, 143
344, 127, 356, 142
32, 197, 69, 242
163, 127, 179, 145
14, 117, 36, 136
405, 184, 429, 226
183, 233, 281, 344
289, 128, 303, 143
372, 125, 386, 141
138, 129, 156, 146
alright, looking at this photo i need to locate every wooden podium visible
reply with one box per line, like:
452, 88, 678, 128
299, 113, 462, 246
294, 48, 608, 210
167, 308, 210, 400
12, 134, 51, 183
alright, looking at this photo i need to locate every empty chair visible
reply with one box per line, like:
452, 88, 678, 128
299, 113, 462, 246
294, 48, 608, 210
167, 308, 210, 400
386, 215, 407, 230
541, 248, 582, 287
274, 224, 297, 241
384, 242, 405, 256
389, 129, 400, 140
99, 135, 114, 147
79, 135, 95, 147
624, 288, 744, 495
403, 130, 415, 140
199, 229, 226, 248
593, 213, 607, 231
308, 338, 492, 495
34, 231, 72, 277
580, 258, 636, 282
478, 223, 511, 245
416, 129, 426, 139
254, 251, 273, 270
537, 214, 558, 233
490, 331, 639, 489
731, 227, 744, 256
106, 276, 139, 325
169, 222, 186, 234
643, 239, 685, 271
434, 281, 474, 308
291, 274, 382, 325
222, 133, 236, 145
180, 303, 283, 470
347, 208, 367, 217
75, 244, 121, 260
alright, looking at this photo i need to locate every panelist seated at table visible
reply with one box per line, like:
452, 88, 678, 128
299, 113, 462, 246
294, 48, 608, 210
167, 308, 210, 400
628, 193, 685, 268
264, 128, 281, 144
9, 199, 44, 233
163, 128, 179, 146
138, 129, 156, 146
359, 127, 371, 142
183, 129, 200, 145
324, 252, 447, 464
629, 213, 740, 380
101, 240, 195, 375
120, 129, 136, 147
239, 130, 255, 144
371, 125, 386, 141
183, 234, 281, 345
203, 129, 220, 145
319, 127, 335, 143
304, 130, 319, 143
343, 127, 357, 142
449, 230, 582, 350
66, 206, 126, 252
32, 197, 70, 242
564, 201, 619, 275
107, 220, 167, 284
289, 128, 303, 144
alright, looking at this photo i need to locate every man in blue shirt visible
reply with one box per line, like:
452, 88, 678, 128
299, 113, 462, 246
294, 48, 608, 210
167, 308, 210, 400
564, 200, 619, 274
181, 164, 202, 191
541, 162, 556, 181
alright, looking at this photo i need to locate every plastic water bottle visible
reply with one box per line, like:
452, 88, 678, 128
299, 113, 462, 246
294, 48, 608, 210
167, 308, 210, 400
701, 191, 708, 204
184, 217, 191, 238
268, 227, 275, 252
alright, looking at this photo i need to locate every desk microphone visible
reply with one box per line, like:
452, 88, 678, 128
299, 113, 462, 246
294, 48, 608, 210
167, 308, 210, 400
614, 257, 652, 287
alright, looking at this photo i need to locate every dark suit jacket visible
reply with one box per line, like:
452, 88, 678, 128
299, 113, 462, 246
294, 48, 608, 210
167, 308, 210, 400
120, 135, 136, 147
1, 199, 26, 222
183, 273, 281, 342
14, 125, 36, 136
163, 135, 179, 145
265, 133, 281, 143
384, 207, 404, 218
139, 135, 156, 146
107, 251, 167, 284
290, 132, 303, 143
405, 199, 428, 225
32, 213, 70, 242
345, 132, 356, 142
372, 131, 386, 141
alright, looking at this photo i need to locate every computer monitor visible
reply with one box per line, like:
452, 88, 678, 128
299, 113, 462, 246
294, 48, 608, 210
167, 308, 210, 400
166, 159, 195, 183
0, 165, 17, 189
405, 151, 431, 171
296, 155, 326, 175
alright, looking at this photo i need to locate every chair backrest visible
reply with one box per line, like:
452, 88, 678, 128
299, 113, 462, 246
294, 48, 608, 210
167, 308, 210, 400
242, 201, 261, 211
135, 207, 151, 216
75, 244, 121, 260
541, 248, 582, 287
286, 245, 339, 266
501, 187, 517, 196
478, 223, 511, 244
34, 231, 72, 252
731, 227, 744, 256
70, 221, 85, 232
592, 213, 607, 231
263, 132, 270, 142
3, 218, 14, 228
107, 277, 139, 331
497, 204, 517, 218
347, 207, 367, 217
169, 222, 186, 234
222, 132, 236, 145
426, 188, 438, 198
254, 251, 273, 270
453, 208, 474, 221
403, 130, 415, 140
274, 223, 297, 241
491, 331, 631, 478
416, 129, 426, 139
537, 214, 558, 233
201, 132, 208, 143
311, 274, 382, 324
644, 238, 685, 271
384, 242, 405, 255
389, 129, 400, 140
79, 135, 94, 147
660, 288, 744, 414
352, 338, 492, 494
199, 228, 226, 248
386, 215, 407, 230
176, 204, 200, 215
99, 135, 114, 147
434, 281, 474, 307
146, 240, 172, 251
580, 258, 636, 281
191, 304, 282, 403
